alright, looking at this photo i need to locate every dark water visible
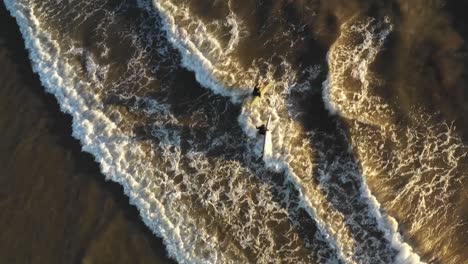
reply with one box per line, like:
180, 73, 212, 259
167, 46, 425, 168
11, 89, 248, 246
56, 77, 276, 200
2, 0, 468, 263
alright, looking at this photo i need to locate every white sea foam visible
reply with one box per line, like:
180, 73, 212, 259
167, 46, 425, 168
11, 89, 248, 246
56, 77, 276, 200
350, 112, 467, 263
322, 17, 394, 127
322, 16, 436, 264
150, 0, 257, 99
3, 1, 224, 263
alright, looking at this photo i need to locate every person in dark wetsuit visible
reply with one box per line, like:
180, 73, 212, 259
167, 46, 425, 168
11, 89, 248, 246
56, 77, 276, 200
256, 124, 268, 135
252, 76, 261, 97
252, 85, 261, 97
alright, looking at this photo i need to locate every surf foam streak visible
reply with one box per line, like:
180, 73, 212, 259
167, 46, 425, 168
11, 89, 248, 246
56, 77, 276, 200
350, 112, 468, 264
322, 17, 394, 128
323, 17, 425, 264
3, 1, 224, 263
150, 0, 255, 100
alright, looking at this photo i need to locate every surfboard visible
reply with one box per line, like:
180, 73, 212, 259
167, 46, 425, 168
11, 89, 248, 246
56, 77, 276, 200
262, 115, 272, 161
250, 81, 275, 107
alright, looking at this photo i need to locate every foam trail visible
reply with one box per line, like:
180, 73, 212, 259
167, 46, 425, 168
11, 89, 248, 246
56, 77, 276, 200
3, 1, 222, 263
351, 111, 468, 263
322, 17, 424, 263
150, 0, 254, 99
322, 17, 394, 127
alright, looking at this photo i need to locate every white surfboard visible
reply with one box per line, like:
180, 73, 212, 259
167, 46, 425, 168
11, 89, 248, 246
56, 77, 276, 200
262, 115, 272, 161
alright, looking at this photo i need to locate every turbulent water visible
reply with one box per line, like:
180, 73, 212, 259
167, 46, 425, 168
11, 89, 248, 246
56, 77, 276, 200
5, 0, 468, 263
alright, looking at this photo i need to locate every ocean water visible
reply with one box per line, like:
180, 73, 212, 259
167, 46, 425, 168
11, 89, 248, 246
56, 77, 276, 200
4, 0, 468, 263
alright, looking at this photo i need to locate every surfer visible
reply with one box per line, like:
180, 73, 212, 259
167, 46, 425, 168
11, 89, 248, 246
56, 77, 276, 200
249, 80, 273, 107
252, 85, 261, 97
252, 76, 262, 97
256, 124, 268, 135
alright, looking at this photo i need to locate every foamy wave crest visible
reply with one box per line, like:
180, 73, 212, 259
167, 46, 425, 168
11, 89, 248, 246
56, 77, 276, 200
150, 0, 254, 99
323, 17, 394, 128
350, 110, 468, 263
3, 1, 228, 263
323, 16, 427, 264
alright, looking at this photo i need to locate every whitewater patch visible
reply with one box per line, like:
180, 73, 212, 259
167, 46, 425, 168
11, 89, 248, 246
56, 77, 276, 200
323, 16, 439, 264
323, 17, 394, 128
148, 0, 254, 99
349, 111, 468, 263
